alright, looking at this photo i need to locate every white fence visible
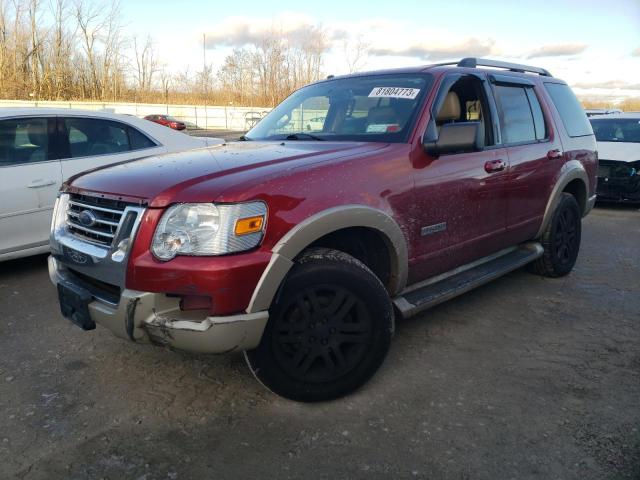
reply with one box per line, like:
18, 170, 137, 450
0, 99, 272, 131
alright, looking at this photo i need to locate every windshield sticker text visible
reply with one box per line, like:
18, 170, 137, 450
368, 87, 420, 99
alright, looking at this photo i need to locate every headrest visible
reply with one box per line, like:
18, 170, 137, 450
26, 122, 47, 146
436, 91, 461, 122
367, 106, 397, 124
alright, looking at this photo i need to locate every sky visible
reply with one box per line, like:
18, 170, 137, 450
121, 0, 640, 102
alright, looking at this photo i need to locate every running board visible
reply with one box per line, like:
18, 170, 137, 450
393, 242, 544, 319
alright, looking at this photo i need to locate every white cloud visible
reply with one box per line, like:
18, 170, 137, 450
369, 38, 496, 61
526, 43, 587, 59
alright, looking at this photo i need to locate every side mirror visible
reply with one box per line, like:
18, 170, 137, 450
423, 122, 482, 157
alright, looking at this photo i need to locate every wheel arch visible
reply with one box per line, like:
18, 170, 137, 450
536, 161, 591, 239
246, 205, 408, 313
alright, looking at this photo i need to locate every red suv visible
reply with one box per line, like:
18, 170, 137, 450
50, 58, 597, 401
144, 114, 186, 131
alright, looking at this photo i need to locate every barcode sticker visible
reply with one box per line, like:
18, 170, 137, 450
368, 87, 420, 99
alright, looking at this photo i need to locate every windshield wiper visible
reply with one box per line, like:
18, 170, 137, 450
238, 134, 252, 141
284, 132, 325, 141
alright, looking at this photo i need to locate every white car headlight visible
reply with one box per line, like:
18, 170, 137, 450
151, 202, 267, 261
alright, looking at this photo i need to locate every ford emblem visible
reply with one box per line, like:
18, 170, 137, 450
78, 210, 97, 227
68, 250, 88, 264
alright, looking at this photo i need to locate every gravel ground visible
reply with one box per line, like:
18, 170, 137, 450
0, 205, 638, 480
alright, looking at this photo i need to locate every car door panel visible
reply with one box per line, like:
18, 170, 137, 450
490, 80, 561, 244
407, 73, 510, 283
409, 147, 510, 282
0, 117, 62, 255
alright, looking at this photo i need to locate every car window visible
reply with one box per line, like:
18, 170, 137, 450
493, 85, 542, 144
64, 118, 131, 158
246, 74, 433, 142
590, 118, 640, 143
0, 118, 50, 167
544, 83, 593, 137
433, 74, 495, 148
129, 127, 157, 150
526, 89, 547, 141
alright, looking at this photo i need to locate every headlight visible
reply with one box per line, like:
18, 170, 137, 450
151, 202, 267, 261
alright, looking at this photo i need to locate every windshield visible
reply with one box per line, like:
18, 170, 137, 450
590, 118, 640, 143
245, 73, 433, 142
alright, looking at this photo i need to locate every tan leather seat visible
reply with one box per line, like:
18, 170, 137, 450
437, 91, 461, 122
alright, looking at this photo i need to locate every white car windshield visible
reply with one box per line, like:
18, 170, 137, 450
245, 74, 433, 143
590, 118, 640, 143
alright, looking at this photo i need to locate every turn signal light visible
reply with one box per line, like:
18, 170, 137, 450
234, 215, 264, 236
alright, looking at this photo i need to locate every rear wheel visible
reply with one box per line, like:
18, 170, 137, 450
245, 248, 394, 402
531, 192, 582, 277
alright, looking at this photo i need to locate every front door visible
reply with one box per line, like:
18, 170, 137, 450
409, 74, 510, 282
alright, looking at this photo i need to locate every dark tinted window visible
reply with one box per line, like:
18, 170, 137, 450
590, 118, 640, 143
64, 118, 130, 158
494, 85, 536, 144
0, 118, 50, 166
526, 89, 547, 140
129, 128, 156, 150
544, 83, 592, 137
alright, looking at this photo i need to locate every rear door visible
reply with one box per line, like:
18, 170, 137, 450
489, 75, 562, 242
0, 117, 62, 255
58, 116, 165, 180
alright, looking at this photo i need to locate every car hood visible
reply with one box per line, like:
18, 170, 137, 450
597, 141, 640, 163
66, 141, 389, 207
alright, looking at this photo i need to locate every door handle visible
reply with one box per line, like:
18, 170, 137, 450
27, 179, 56, 188
484, 159, 506, 173
547, 149, 563, 160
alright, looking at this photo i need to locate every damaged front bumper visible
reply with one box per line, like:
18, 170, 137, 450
49, 256, 269, 354
597, 160, 640, 203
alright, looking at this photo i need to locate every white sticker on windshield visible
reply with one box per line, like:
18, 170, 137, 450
368, 87, 420, 99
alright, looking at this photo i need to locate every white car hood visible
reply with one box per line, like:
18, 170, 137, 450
597, 141, 640, 163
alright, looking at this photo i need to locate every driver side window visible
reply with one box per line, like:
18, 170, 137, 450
434, 75, 495, 148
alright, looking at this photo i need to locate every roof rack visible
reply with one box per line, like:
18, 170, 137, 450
457, 58, 552, 77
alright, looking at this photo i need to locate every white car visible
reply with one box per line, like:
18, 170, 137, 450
0, 108, 223, 261
589, 112, 640, 203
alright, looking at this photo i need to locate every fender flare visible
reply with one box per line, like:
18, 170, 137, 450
246, 205, 409, 313
536, 160, 591, 239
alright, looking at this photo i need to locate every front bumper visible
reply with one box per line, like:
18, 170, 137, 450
49, 256, 269, 353
597, 160, 640, 203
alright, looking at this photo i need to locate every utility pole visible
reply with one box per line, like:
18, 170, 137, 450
202, 33, 206, 94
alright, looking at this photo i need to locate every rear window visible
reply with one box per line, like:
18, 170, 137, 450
590, 118, 640, 143
544, 83, 593, 137
493, 85, 547, 144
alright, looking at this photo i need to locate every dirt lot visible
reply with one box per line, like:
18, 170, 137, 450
0, 205, 638, 480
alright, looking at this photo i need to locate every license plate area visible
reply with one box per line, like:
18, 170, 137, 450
57, 281, 96, 330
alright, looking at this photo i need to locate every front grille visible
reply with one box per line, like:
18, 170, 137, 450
598, 159, 640, 179
66, 194, 134, 246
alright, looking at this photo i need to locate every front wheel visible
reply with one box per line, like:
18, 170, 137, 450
245, 248, 394, 402
531, 192, 582, 277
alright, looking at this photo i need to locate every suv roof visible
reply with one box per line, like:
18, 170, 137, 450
324, 57, 554, 83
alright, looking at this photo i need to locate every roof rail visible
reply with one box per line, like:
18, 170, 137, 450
457, 58, 552, 77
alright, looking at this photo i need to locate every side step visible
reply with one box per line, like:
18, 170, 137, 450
393, 242, 543, 319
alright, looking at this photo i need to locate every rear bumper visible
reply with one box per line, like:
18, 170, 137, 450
49, 256, 269, 354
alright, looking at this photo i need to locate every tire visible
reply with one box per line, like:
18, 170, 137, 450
245, 247, 394, 402
531, 192, 582, 277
